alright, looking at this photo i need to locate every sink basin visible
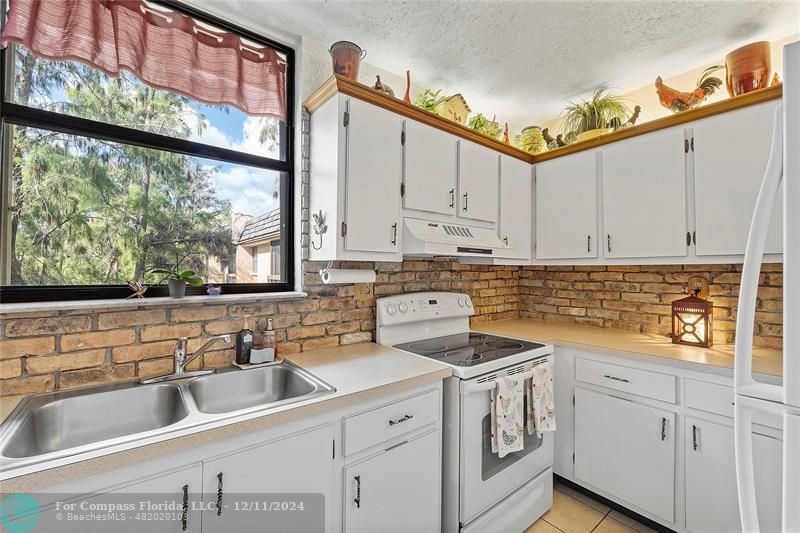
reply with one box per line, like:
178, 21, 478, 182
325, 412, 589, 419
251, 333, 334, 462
1, 383, 188, 458
188, 362, 336, 414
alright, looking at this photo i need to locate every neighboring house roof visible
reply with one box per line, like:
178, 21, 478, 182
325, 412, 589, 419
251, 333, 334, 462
238, 208, 280, 244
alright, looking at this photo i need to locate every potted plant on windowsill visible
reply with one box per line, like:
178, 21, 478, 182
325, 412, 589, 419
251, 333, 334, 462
148, 263, 205, 298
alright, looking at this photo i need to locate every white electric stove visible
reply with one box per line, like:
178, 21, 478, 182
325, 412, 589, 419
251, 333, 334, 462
377, 292, 555, 533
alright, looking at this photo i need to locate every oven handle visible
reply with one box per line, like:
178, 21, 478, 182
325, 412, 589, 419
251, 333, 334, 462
461, 369, 535, 396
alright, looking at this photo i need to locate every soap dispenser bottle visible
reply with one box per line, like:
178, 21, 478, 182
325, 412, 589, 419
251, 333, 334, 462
235, 318, 254, 364
251, 318, 277, 364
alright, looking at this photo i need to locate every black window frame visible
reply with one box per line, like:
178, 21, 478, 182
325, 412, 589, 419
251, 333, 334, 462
0, 0, 296, 303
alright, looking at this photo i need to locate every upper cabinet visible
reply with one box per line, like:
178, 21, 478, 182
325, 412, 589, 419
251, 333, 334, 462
602, 127, 688, 259
403, 119, 458, 216
458, 140, 499, 223
692, 100, 783, 256
499, 155, 532, 260
535, 151, 598, 260
309, 95, 404, 262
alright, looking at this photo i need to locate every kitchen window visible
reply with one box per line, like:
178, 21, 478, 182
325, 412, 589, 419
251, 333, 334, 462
0, 0, 295, 303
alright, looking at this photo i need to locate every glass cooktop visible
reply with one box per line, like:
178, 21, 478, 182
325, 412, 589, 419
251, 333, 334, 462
393, 332, 546, 367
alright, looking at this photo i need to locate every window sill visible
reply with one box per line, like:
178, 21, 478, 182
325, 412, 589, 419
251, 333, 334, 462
0, 291, 308, 315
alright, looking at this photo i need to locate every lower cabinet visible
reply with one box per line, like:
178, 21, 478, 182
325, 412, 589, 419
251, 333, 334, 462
344, 430, 441, 533
574, 387, 675, 523
200, 424, 335, 533
685, 417, 782, 533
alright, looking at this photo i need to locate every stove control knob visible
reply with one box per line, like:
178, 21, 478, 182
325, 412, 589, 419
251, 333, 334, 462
386, 304, 397, 315
398, 303, 408, 313
457, 298, 466, 307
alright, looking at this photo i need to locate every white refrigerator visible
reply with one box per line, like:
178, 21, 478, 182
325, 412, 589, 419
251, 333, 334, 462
734, 39, 800, 533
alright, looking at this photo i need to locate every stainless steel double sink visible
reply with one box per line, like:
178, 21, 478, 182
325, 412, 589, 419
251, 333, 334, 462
0, 361, 335, 474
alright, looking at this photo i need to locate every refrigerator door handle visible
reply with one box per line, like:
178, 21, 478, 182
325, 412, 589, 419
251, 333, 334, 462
734, 103, 784, 403
734, 400, 759, 533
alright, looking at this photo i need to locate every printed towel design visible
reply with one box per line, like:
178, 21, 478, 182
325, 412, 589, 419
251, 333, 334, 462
491, 375, 525, 457
528, 360, 556, 434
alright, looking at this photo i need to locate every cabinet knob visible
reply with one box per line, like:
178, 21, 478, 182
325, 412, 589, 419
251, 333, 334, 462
463, 192, 469, 211
449, 188, 455, 208
607, 234, 612, 254
391, 223, 398, 245
587, 235, 591, 253
692, 424, 698, 451
661, 417, 667, 441
354, 475, 361, 509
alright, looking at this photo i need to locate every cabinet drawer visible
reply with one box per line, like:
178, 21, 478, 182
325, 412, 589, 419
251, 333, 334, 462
684, 378, 782, 429
344, 389, 440, 455
575, 358, 676, 403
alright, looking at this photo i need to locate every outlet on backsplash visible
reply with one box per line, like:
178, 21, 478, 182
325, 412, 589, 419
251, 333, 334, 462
354, 283, 374, 302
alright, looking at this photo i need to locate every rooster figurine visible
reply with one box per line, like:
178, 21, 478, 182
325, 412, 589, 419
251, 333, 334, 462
655, 65, 724, 113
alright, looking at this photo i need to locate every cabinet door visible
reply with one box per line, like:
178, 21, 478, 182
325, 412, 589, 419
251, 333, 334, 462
499, 155, 532, 259
33, 465, 203, 533
685, 417, 782, 533
574, 387, 675, 523
602, 128, 688, 258
458, 141, 499, 222
202, 424, 334, 533
345, 430, 440, 533
535, 151, 598, 259
345, 97, 403, 253
693, 101, 783, 255
404, 119, 458, 215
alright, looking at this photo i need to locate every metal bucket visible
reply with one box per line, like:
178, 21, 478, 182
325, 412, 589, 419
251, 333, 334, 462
329, 41, 366, 81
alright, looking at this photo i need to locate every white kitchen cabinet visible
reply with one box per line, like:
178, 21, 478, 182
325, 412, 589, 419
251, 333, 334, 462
34, 465, 203, 533
498, 155, 532, 260
458, 140, 499, 223
309, 95, 403, 261
685, 417, 782, 533
535, 151, 598, 259
201, 424, 334, 533
403, 119, 458, 216
344, 430, 441, 533
574, 387, 675, 523
602, 127, 688, 259
692, 100, 783, 256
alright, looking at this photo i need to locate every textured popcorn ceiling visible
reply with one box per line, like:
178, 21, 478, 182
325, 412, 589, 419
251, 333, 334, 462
190, 0, 799, 130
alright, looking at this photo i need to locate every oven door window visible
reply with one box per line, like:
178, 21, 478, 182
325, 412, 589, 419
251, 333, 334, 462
481, 389, 544, 481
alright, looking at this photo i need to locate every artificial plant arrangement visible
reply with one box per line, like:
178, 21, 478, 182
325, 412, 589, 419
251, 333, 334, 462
148, 254, 205, 298
560, 85, 630, 142
468, 113, 503, 139
414, 89, 447, 114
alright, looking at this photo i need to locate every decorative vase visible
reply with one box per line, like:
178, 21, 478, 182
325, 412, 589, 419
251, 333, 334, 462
329, 41, 366, 81
168, 278, 187, 298
403, 70, 411, 105
515, 126, 547, 154
576, 128, 614, 142
725, 41, 771, 97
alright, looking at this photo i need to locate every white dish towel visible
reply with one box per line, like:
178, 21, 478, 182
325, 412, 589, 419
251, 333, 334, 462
527, 360, 557, 435
490, 375, 525, 458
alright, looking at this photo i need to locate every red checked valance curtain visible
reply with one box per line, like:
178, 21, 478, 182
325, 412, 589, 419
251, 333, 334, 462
1, 0, 287, 120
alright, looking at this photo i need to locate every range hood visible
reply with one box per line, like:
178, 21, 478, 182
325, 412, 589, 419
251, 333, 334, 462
402, 218, 509, 257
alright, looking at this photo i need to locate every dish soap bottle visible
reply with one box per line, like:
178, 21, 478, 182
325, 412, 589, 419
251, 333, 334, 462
235, 319, 254, 364
250, 318, 277, 364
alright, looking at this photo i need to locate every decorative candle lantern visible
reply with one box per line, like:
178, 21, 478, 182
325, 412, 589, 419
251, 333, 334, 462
671, 290, 713, 348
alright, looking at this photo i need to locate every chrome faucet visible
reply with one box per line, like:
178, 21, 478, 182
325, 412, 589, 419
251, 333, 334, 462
139, 334, 231, 384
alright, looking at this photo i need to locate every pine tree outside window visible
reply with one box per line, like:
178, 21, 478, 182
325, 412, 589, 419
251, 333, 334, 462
0, 0, 295, 303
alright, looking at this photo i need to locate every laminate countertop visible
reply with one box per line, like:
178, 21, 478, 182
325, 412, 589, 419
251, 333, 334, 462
0, 342, 451, 491
474, 319, 783, 378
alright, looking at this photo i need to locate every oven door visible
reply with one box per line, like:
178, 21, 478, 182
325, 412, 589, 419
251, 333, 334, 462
459, 365, 554, 524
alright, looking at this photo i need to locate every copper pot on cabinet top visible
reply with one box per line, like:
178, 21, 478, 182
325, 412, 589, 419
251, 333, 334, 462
725, 41, 771, 97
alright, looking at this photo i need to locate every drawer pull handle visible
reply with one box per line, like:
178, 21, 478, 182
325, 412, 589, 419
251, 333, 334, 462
216, 472, 224, 516
389, 414, 414, 426
181, 484, 189, 531
661, 417, 667, 441
463, 192, 469, 211
449, 188, 455, 208
692, 424, 698, 451
354, 475, 361, 508
603, 374, 630, 383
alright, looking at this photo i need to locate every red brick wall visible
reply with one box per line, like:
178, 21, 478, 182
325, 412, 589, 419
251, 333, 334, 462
519, 264, 782, 348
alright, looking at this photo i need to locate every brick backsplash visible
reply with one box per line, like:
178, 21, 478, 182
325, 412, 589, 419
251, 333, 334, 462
0, 259, 520, 397
519, 264, 783, 349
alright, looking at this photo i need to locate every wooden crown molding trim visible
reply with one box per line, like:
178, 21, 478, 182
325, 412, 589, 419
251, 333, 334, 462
303, 76, 783, 165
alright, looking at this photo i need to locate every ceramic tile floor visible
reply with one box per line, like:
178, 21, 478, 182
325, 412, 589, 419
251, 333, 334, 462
526, 481, 658, 533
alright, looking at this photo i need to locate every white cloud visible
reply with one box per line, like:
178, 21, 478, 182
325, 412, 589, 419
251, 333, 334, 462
212, 166, 279, 217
